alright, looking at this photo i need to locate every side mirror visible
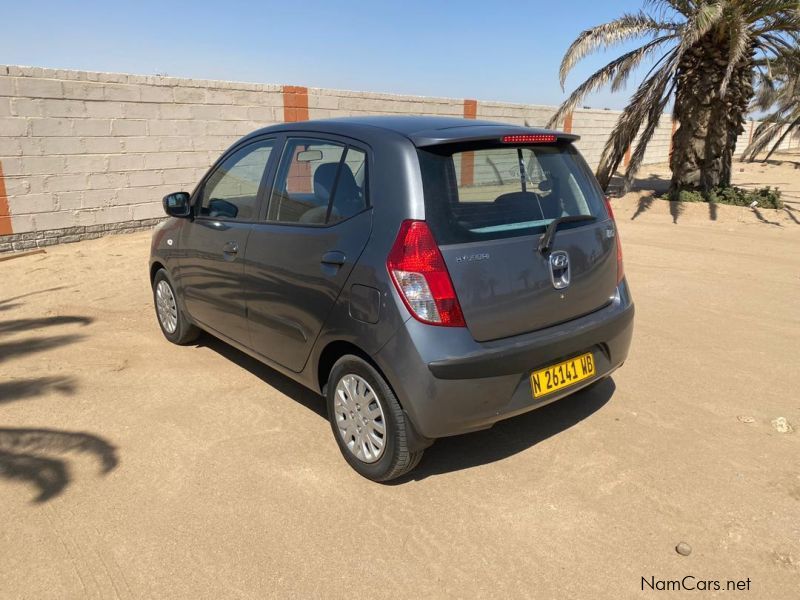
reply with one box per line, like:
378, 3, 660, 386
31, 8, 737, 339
162, 192, 191, 218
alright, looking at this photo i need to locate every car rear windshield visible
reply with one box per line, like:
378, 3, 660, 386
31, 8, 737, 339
418, 143, 608, 244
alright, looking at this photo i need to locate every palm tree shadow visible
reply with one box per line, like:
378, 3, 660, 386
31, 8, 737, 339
0, 286, 70, 312
631, 195, 656, 220
0, 428, 118, 502
0, 334, 88, 363
391, 378, 616, 483
668, 200, 684, 223
0, 449, 69, 502
751, 207, 783, 226
0, 316, 93, 335
630, 173, 671, 195
0, 376, 78, 406
0, 316, 92, 365
0, 301, 117, 503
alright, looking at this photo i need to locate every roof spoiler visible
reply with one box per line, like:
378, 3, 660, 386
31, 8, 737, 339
410, 125, 579, 148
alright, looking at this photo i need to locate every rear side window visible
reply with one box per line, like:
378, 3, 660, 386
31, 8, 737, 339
329, 148, 367, 224
419, 144, 607, 244
268, 138, 368, 225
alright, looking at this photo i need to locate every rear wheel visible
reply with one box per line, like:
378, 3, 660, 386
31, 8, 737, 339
152, 269, 199, 345
326, 355, 423, 481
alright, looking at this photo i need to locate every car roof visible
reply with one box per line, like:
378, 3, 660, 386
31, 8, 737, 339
244, 115, 578, 147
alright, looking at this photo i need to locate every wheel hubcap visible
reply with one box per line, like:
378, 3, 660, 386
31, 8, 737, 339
333, 374, 386, 463
155, 280, 178, 334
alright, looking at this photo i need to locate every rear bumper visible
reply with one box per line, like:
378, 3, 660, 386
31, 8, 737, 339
428, 292, 633, 379
375, 280, 634, 439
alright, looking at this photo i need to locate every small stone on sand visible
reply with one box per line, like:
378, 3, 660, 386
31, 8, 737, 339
771, 417, 794, 434
676, 542, 692, 556
737, 416, 755, 423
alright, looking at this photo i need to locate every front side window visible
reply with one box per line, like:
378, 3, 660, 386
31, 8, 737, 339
268, 138, 367, 225
419, 144, 607, 244
199, 140, 274, 220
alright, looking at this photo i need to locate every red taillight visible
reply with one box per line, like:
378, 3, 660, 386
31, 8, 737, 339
387, 220, 466, 327
604, 197, 624, 284
501, 134, 557, 144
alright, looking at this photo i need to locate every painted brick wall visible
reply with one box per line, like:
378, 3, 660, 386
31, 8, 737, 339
0, 65, 785, 252
0, 65, 282, 249
475, 101, 557, 129
307, 87, 464, 119
570, 109, 621, 169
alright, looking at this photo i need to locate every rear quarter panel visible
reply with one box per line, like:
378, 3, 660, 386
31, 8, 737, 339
306, 133, 424, 388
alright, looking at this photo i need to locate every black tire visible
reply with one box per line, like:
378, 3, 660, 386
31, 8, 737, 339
326, 355, 423, 482
152, 269, 199, 345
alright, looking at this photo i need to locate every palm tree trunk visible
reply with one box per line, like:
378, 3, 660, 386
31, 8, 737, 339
670, 34, 754, 193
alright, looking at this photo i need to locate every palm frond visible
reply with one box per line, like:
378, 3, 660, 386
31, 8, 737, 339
646, 0, 695, 15
547, 36, 675, 129
622, 82, 677, 191
763, 114, 800, 159
595, 50, 679, 188
754, 33, 796, 58
610, 36, 677, 91
752, 14, 800, 36
742, 114, 800, 160
745, 0, 800, 23
553, 0, 799, 191
751, 69, 778, 109
672, 0, 724, 56
558, 12, 678, 87
742, 112, 788, 160
720, 14, 752, 95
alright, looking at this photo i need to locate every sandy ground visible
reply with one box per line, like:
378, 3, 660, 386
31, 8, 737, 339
622, 150, 800, 216
1, 157, 799, 599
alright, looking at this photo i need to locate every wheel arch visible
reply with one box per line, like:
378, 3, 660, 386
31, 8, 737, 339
315, 339, 433, 452
150, 261, 166, 286
316, 340, 382, 396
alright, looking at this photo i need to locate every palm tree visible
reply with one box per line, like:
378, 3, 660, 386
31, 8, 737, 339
742, 51, 800, 160
548, 0, 799, 193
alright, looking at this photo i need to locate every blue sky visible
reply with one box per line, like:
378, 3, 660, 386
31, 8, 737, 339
1, 0, 660, 108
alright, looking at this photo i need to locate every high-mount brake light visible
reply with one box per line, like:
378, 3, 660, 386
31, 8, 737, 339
604, 196, 625, 285
386, 220, 466, 327
501, 134, 557, 144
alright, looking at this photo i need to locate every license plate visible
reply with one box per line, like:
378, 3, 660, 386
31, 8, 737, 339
530, 352, 595, 398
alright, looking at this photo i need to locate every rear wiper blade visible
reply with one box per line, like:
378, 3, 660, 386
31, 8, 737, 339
538, 215, 597, 255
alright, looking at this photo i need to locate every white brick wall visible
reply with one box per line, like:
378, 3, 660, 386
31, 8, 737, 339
5, 64, 762, 244
1, 65, 282, 234
476, 102, 557, 128
307, 88, 464, 120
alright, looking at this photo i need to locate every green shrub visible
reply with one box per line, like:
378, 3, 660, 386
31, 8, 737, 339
668, 186, 782, 209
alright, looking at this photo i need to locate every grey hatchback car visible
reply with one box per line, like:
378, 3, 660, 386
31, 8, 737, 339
150, 116, 634, 481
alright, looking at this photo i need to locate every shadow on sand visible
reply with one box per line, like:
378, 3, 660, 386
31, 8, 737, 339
394, 378, 616, 482
0, 294, 118, 503
198, 333, 616, 482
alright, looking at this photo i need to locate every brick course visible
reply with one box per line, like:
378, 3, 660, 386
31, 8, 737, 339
2, 64, 795, 253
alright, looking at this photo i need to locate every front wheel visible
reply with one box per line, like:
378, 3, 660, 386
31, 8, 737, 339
326, 355, 423, 481
152, 269, 199, 345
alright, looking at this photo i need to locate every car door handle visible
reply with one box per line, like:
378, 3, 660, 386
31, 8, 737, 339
222, 241, 239, 255
321, 251, 346, 266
